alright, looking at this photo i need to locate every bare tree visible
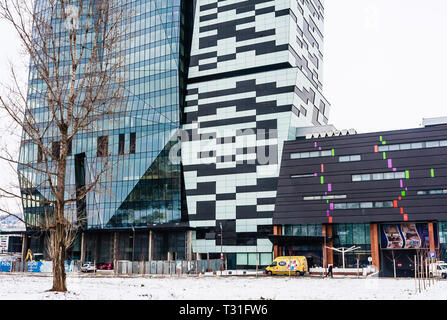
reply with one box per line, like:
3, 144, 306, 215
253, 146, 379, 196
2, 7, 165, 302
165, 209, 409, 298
0, 0, 127, 292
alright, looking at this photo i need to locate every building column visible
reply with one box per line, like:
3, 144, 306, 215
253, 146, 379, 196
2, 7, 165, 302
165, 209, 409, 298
186, 230, 193, 261
322, 224, 333, 268
273, 225, 282, 259
94, 233, 98, 265
428, 222, 436, 253
113, 232, 118, 264
80, 232, 85, 265
370, 223, 380, 271
148, 230, 153, 262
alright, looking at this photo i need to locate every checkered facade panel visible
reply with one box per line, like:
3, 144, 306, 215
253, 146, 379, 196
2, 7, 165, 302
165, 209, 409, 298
182, 0, 330, 255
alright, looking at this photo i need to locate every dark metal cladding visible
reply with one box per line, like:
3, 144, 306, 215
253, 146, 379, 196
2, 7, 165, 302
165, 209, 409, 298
274, 124, 447, 225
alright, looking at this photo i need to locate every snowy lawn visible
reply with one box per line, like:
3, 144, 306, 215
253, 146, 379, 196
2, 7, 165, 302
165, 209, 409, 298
0, 274, 446, 300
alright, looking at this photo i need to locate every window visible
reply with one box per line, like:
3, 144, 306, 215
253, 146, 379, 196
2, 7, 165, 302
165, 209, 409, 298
130, 132, 136, 154
361, 174, 371, 181
304, 195, 347, 201
384, 172, 394, 180
291, 149, 332, 159
291, 173, 315, 178
347, 203, 360, 209
374, 202, 383, 208
360, 202, 373, 209
427, 141, 440, 148
388, 144, 399, 151
417, 189, 447, 195
303, 196, 321, 201
118, 134, 125, 155
352, 171, 406, 182
383, 201, 394, 208
37, 143, 43, 163
52, 141, 60, 159
400, 143, 411, 150
395, 172, 406, 179
237, 253, 247, 265
334, 201, 394, 210
68, 139, 72, 156
260, 253, 272, 266
97, 136, 108, 157
411, 142, 423, 149
378, 140, 447, 152
284, 224, 322, 236
339, 155, 361, 162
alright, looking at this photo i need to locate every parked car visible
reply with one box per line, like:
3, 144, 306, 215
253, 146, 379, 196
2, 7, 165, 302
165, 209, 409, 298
80, 262, 97, 273
97, 263, 112, 270
429, 261, 447, 278
265, 256, 308, 276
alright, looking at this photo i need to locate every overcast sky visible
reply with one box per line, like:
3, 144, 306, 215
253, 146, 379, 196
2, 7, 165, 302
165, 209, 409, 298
1, 1, 447, 214
325, 0, 447, 133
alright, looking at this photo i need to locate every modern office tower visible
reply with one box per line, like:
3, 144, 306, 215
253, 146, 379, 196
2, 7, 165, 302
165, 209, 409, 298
17, 0, 330, 267
182, 0, 331, 268
18, 0, 196, 262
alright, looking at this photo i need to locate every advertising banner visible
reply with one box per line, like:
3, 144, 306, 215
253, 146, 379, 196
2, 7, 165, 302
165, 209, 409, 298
380, 223, 437, 249
0, 261, 12, 272
27, 261, 53, 272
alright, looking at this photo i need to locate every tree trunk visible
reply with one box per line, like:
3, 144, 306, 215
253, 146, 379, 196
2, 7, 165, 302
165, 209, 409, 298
50, 223, 67, 292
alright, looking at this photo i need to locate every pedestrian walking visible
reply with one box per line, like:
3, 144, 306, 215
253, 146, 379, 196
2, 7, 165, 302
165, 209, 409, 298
326, 264, 333, 278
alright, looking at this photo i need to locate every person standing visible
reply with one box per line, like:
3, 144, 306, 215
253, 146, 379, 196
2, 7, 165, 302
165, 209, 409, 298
326, 264, 333, 278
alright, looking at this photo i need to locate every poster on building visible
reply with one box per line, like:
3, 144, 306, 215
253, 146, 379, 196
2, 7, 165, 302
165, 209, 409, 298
401, 223, 422, 248
381, 223, 436, 249
382, 225, 403, 249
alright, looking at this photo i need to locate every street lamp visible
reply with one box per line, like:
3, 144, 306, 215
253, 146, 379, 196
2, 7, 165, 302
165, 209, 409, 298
220, 222, 223, 275
325, 245, 361, 269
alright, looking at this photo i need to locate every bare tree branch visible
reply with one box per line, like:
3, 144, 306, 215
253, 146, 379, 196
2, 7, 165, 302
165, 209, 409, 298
0, 0, 127, 292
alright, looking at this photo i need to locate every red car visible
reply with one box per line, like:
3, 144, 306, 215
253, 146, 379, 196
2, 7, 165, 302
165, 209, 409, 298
96, 263, 113, 270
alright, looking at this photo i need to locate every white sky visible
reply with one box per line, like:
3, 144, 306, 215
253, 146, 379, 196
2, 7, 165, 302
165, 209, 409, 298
325, 0, 447, 133
1, 1, 447, 214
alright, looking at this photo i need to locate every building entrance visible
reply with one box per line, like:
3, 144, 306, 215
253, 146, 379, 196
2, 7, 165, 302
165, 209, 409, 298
286, 247, 323, 268
381, 249, 419, 277
379, 222, 438, 277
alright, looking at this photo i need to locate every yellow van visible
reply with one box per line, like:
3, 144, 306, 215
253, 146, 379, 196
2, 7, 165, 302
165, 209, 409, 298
265, 256, 308, 276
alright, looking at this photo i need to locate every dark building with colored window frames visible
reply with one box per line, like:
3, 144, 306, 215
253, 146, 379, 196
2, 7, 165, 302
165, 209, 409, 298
273, 122, 447, 276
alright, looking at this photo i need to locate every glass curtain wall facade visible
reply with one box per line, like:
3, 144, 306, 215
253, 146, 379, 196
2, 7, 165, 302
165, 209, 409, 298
19, 0, 188, 228
332, 223, 371, 268
439, 221, 447, 261
18, 0, 196, 263
87, 0, 184, 229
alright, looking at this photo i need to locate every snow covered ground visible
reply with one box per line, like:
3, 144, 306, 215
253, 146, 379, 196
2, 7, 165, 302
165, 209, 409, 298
0, 273, 446, 300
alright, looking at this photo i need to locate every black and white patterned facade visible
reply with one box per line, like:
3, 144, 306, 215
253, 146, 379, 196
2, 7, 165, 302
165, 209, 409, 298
182, 0, 331, 264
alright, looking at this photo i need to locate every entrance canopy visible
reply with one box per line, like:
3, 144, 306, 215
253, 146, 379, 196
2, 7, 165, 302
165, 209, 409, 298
268, 235, 332, 246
